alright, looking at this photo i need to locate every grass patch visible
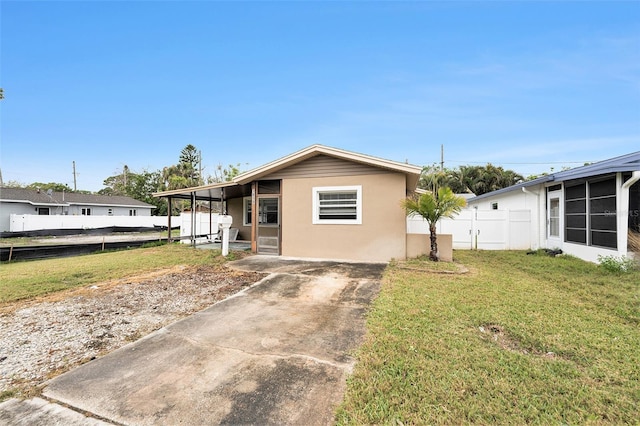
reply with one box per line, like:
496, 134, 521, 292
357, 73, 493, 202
336, 250, 640, 424
0, 244, 227, 303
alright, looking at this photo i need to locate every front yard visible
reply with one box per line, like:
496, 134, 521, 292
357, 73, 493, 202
336, 250, 639, 424
2, 246, 638, 422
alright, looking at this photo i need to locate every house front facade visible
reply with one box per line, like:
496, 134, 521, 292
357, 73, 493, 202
154, 145, 423, 262
467, 152, 640, 262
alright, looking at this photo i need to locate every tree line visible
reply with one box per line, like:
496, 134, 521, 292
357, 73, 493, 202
5, 145, 528, 215
4, 144, 242, 216
418, 164, 524, 195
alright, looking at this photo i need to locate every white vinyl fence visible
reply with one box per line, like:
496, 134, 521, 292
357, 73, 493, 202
407, 209, 531, 250
180, 212, 221, 244
10, 214, 179, 232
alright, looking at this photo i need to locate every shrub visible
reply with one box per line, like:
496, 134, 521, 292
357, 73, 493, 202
597, 254, 639, 273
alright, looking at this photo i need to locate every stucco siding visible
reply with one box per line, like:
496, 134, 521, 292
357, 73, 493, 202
227, 197, 251, 240
280, 173, 407, 262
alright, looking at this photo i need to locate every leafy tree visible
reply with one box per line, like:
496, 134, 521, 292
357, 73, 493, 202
402, 187, 467, 261
419, 166, 468, 194
3, 180, 26, 188
419, 164, 524, 196
208, 163, 243, 183
26, 182, 74, 193
160, 145, 204, 191
178, 144, 202, 186
100, 167, 167, 215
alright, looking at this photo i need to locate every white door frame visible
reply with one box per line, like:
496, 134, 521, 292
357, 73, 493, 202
546, 187, 563, 249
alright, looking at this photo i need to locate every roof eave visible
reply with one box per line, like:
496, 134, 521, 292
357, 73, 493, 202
234, 144, 422, 185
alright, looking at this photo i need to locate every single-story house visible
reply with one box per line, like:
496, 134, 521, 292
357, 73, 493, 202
466, 151, 640, 262
154, 145, 423, 262
0, 187, 154, 232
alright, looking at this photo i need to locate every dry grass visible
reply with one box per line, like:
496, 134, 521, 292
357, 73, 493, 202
628, 230, 640, 253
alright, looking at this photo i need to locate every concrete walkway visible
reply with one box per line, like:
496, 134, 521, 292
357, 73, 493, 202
1, 256, 385, 425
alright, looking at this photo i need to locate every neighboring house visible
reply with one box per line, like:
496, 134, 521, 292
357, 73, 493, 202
154, 145, 423, 262
0, 187, 154, 232
465, 152, 640, 263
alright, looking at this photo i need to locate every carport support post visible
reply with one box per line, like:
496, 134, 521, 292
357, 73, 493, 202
167, 196, 173, 243
191, 191, 196, 248
251, 182, 257, 253
209, 196, 213, 240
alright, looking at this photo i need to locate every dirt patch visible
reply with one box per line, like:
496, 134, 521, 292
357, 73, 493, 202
0, 264, 266, 399
395, 262, 469, 274
478, 324, 557, 359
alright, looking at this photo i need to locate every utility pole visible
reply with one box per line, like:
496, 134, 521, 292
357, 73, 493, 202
72, 161, 77, 191
198, 150, 203, 185
440, 144, 444, 171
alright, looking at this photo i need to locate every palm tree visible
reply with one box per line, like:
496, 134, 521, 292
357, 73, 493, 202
402, 187, 467, 261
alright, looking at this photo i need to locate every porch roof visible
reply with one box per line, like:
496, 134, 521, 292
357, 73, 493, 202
152, 181, 250, 201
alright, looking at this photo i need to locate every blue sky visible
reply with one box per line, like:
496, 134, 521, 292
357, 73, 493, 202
1, 1, 639, 192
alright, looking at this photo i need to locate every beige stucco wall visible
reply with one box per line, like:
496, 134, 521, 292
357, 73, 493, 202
406, 233, 453, 262
281, 173, 407, 262
226, 197, 251, 241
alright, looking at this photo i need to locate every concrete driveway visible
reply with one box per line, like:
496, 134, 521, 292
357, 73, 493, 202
38, 256, 385, 425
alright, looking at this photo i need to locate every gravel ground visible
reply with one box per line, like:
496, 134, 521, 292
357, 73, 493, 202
0, 264, 265, 398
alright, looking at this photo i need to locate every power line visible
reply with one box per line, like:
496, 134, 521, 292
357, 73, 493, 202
446, 160, 594, 165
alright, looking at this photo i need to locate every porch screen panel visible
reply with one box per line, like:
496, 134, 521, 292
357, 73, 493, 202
258, 180, 281, 195
629, 180, 640, 251
565, 183, 587, 244
589, 177, 617, 249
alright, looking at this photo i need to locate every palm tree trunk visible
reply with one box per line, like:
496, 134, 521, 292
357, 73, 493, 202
429, 223, 439, 261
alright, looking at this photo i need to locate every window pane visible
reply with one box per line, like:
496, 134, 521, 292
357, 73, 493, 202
566, 199, 586, 214
245, 200, 252, 225
566, 228, 587, 244
591, 231, 617, 249
258, 180, 281, 194
259, 198, 278, 224
565, 215, 586, 229
565, 184, 586, 200
590, 196, 616, 214
589, 178, 616, 198
549, 218, 560, 237
590, 214, 616, 231
549, 198, 559, 217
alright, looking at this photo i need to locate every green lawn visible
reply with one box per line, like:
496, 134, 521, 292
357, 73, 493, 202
0, 243, 225, 303
336, 250, 640, 424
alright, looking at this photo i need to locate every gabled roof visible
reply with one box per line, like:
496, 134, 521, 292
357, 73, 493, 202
234, 144, 422, 187
153, 145, 423, 200
0, 187, 154, 208
469, 151, 640, 203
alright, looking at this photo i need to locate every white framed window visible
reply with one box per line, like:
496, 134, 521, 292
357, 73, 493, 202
82, 208, 91, 216
312, 185, 362, 225
243, 197, 252, 226
108, 208, 113, 216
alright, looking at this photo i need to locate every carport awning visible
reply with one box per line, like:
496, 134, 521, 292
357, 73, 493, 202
152, 182, 250, 201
